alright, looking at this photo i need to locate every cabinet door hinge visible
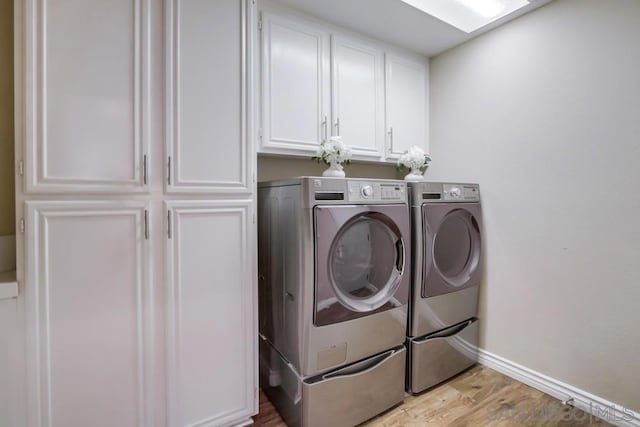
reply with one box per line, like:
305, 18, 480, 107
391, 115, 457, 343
258, 16, 262, 31
253, 213, 256, 224
144, 209, 149, 240
167, 210, 172, 239
18, 160, 24, 176
258, 127, 263, 140
20, 218, 25, 234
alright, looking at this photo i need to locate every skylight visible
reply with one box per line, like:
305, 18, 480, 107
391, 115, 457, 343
400, 0, 531, 33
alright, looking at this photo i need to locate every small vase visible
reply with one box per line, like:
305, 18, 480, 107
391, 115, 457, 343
322, 162, 346, 177
404, 167, 424, 181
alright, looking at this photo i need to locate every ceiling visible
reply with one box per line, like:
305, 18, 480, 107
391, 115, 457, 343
272, 0, 554, 57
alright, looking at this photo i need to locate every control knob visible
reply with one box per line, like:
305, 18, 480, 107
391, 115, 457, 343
449, 187, 462, 198
361, 185, 373, 198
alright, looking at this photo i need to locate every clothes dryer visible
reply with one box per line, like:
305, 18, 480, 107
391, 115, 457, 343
258, 177, 411, 426
407, 182, 482, 393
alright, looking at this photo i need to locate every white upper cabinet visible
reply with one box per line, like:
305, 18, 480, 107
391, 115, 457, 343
384, 54, 429, 160
257, 7, 429, 162
331, 36, 384, 159
260, 12, 331, 154
166, 0, 251, 194
24, 0, 150, 193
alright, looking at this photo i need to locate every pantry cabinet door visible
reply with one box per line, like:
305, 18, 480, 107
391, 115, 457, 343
331, 36, 384, 159
385, 54, 429, 160
23, 0, 151, 193
166, 0, 252, 194
165, 201, 256, 427
260, 11, 330, 154
24, 202, 153, 427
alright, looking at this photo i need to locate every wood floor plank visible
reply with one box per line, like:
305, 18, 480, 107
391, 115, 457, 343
253, 365, 612, 426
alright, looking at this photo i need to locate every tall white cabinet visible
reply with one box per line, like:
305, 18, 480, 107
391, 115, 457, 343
13, 1, 257, 427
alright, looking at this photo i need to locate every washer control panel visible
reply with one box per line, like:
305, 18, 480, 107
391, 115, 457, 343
443, 183, 480, 201
348, 181, 406, 202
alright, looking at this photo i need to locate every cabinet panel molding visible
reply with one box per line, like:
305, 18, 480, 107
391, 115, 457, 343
24, 0, 151, 193
24, 201, 153, 427
165, 0, 251, 194
165, 200, 256, 427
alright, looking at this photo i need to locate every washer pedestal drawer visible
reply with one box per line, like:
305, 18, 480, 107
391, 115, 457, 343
408, 318, 478, 394
260, 336, 406, 427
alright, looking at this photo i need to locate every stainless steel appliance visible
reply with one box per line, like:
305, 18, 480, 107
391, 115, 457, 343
258, 177, 411, 427
407, 182, 482, 394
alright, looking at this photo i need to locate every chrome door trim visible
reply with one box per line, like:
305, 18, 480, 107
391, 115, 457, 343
313, 204, 411, 326
327, 212, 404, 312
422, 203, 482, 298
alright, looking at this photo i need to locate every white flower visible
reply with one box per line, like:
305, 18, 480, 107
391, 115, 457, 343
398, 145, 432, 171
316, 136, 352, 164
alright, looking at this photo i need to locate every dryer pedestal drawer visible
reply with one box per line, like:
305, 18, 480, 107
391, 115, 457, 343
304, 345, 405, 427
408, 318, 478, 394
260, 336, 406, 427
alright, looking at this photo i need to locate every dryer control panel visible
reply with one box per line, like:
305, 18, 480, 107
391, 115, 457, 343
443, 183, 480, 202
348, 181, 406, 202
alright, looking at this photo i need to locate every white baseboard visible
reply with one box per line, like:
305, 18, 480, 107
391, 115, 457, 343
478, 348, 640, 427
0, 235, 16, 273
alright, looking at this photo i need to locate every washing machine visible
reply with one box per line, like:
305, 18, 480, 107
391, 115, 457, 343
406, 182, 482, 394
258, 177, 410, 426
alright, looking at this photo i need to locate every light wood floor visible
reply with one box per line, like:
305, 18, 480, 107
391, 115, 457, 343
253, 365, 612, 426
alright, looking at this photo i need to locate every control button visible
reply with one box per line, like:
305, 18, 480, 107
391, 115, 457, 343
361, 185, 373, 198
450, 187, 462, 198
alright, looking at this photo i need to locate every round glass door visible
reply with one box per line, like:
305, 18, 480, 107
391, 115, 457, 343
329, 213, 405, 312
433, 210, 480, 287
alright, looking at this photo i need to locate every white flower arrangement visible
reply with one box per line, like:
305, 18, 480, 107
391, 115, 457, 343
397, 146, 432, 181
312, 136, 353, 166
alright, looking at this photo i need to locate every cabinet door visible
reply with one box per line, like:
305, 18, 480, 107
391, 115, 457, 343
165, 201, 256, 427
23, 0, 150, 193
331, 36, 384, 159
260, 11, 330, 154
25, 202, 153, 427
166, 0, 252, 194
385, 54, 429, 159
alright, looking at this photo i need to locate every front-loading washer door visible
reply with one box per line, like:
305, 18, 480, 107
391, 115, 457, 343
314, 205, 410, 327
422, 203, 482, 298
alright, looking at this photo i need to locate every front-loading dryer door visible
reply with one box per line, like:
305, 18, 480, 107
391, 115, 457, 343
314, 205, 410, 326
422, 203, 482, 298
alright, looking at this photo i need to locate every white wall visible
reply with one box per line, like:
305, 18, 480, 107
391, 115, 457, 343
258, 156, 401, 181
0, 0, 15, 236
428, 0, 640, 412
